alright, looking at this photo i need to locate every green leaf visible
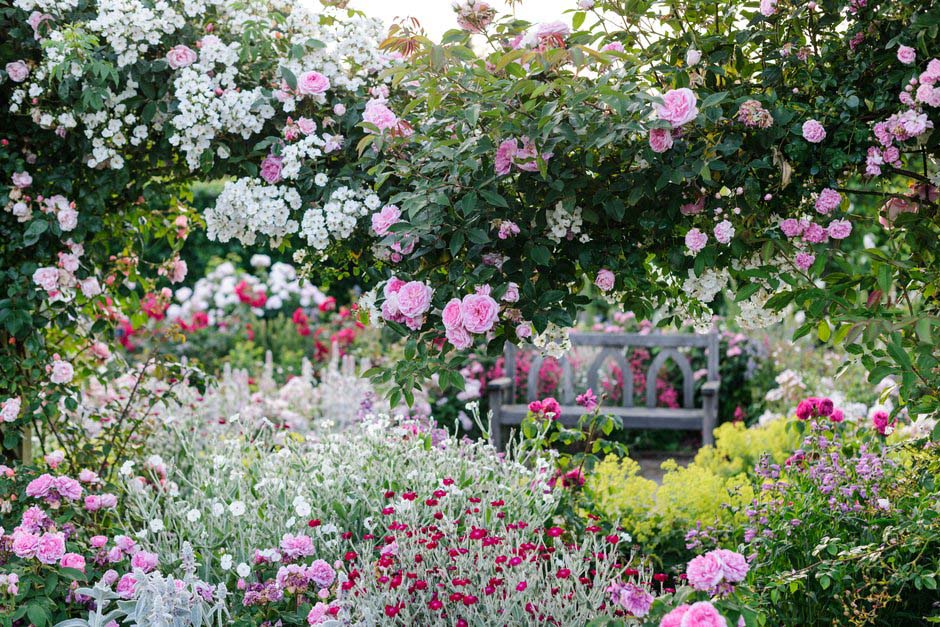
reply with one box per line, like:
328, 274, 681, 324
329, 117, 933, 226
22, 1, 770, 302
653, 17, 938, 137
280, 66, 297, 91
23, 220, 48, 246
701, 91, 728, 108
817, 320, 831, 342
530, 245, 551, 266
27, 603, 49, 627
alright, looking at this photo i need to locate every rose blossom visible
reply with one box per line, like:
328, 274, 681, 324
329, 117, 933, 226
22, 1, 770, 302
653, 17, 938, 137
36, 532, 66, 565
12, 531, 40, 559
794, 252, 815, 271
297, 71, 330, 95
1, 397, 21, 423
307, 559, 335, 588
685, 228, 708, 254
371, 205, 401, 236
827, 219, 852, 240
57, 207, 78, 231
686, 48, 702, 66
166, 45, 197, 69
713, 220, 734, 244
714, 549, 749, 582
595, 269, 615, 292
131, 551, 159, 573
396, 281, 433, 319
60, 553, 86, 572
461, 293, 499, 334
680, 601, 728, 627
5, 60, 29, 82
446, 324, 473, 349
259, 154, 283, 184
648, 127, 673, 153
686, 552, 724, 590
814, 188, 841, 214
116, 574, 138, 599
802, 119, 826, 143
50, 359, 74, 384
441, 298, 464, 330
759, 0, 777, 16
362, 99, 398, 131
656, 88, 699, 128
80, 277, 102, 298
12, 171, 32, 188
516, 322, 532, 339
897, 45, 916, 65
780, 218, 803, 238
495, 139, 517, 176
502, 282, 520, 303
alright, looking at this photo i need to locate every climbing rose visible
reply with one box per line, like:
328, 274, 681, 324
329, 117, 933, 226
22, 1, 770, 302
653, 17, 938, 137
371, 204, 401, 236
679, 601, 728, 627
5, 60, 29, 82
259, 155, 283, 184
1, 397, 21, 422
897, 45, 916, 65
297, 71, 330, 95
441, 298, 464, 330
461, 293, 499, 334
686, 552, 724, 590
49, 360, 74, 385
33, 267, 59, 292
759, 0, 777, 16
815, 188, 841, 214
396, 281, 433, 319
12, 171, 31, 188
713, 220, 734, 244
166, 45, 197, 69
649, 127, 673, 152
685, 228, 708, 254
595, 269, 615, 292
827, 219, 852, 240
656, 88, 699, 127
446, 324, 473, 349
802, 119, 827, 143
362, 99, 398, 131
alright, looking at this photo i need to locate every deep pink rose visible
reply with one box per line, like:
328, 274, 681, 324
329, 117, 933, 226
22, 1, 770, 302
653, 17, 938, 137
686, 552, 724, 590
802, 119, 826, 143
649, 127, 674, 152
36, 532, 66, 565
897, 45, 916, 65
780, 218, 803, 238
441, 298, 464, 330
5, 61, 29, 82
116, 573, 138, 599
794, 252, 815, 271
297, 71, 330, 95
660, 604, 691, 627
131, 551, 159, 573
872, 410, 891, 435
714, 549, 749, 582
759, 0, 777, 16
656, 88, 698, 128
595, 269, 615, 292
12, 531, 40, 558
814, 188, 841, 214
679, 601, 727, 627
371, 205, 401, 236
396, 281, 433, 319
166, 45, 197, 69
60, 552, 86, 572
460, 293, 499, 334
260, 155, 283, 184
827, 219, 852, 240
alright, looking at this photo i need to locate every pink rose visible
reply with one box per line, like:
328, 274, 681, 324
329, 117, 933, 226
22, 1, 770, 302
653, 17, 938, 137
280, 533, 315, 559
872, 410, 891, 435
897, 45, 916, 65
296, 117, 317, 135
116, 573, 138, 599
131, 551, 159, 573
12, 171, 32, 188
714, 549, 749, 583
166, 45, 197, 69
362, 99, 398, 131
90, 535, 108, 548
516, 322, 532, 339
759, 0, 777, 16
50, 359, 74, 384
595, 269, 615, 292
446, 324, 473, 349
814, 188, 841, 214
679, 601, 727, 627
297, 71, 330, 95
802, 119, 826, 143
827, 219, 852, 240
686, 552, 724, 590
441, 298, 464, 330
60, 552, 86, 572
80, 277, 102, 298
680, 196, 705, 215
656, 88, 699, 128
1, 396, 21, 422
333, 103, 346, 116
12, 531, 40, 559
794, 252, 815, 271
648, 127, 674, 153
495, 139, 517, 176
713, 220, 734, 244
5, 60, 29, 82
685, 228, 708, 254
396, 281, 433, 319
461, 293, 499, 334
803, 222, 828, 243
660, 604, 691, 627
780, 218, 803, 238
602, 42, 625, 52
36, 532, 66, 565
383, 277, 406, 298
260, 154, 283, 184
502, 282, 520, 303
371, 204, 402, 236
57, 207, 78, 231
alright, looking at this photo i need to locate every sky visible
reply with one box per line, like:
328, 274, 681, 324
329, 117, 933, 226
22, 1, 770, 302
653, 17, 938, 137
347, 0, 573, 39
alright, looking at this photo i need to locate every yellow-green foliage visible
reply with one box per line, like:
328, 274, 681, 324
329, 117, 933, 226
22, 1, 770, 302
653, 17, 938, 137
693, 418, 800, 477
587, 419, 796, 552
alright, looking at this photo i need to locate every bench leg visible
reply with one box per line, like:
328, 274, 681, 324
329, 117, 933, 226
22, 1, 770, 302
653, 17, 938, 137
702, 393, 718, 446
488, 393, 504, 452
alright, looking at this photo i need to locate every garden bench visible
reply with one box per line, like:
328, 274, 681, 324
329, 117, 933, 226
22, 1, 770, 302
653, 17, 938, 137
487, 331, 721, 450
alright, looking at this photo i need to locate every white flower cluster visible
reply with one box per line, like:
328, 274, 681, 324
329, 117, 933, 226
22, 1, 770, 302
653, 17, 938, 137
281, 134, 325, 180
87, 0, 184, 67
531, 322, 572, 359
729, 253, 788, 330
205, 178, 301, 246
13, 0, 77, 12
78, 79, 151, 169
300, 186, 381, 251
168, 36, 274, 170
546, 201, 589, 243
682, 267, 730, 304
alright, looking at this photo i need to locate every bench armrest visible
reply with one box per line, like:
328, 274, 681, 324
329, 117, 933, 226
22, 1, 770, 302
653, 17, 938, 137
702, 380, 721, 395
487, 377, 513, 392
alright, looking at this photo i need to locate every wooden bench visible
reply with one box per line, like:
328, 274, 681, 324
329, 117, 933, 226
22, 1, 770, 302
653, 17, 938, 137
487, 331, 721, 450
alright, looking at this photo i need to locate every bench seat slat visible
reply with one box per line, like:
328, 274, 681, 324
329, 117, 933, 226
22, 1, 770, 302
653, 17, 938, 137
496, 404, 705, 430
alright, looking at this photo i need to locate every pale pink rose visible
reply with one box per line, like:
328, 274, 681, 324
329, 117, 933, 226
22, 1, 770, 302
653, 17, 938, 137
602, 42, 625, 52
36, 532, 66, 565
495, 139, 517, 176
713, 549, 749, 583
446, 324, 473, 349
660, 605, 691, 627
685, 228, 708, 254
502, 282, 520, 303
827, 219, 852, 239
656, 88, 699, 128
686, 552, 724, 590
297, 71, 330, 95
280, 533, 315, 559
362, 99, 398, 131
60, 552, 87, 572
57, 207, 78, 231
50, 359, 74, 385
80, 277, 102, 298
461, 293, 499, 334
5, 61, 29, 82
91, 341, 111, 361
79, 469, 99, 483
12, 531, 40, 559
296, 117, 317, 135
166, 45, 197, 69
12, 171, 32, 188
516, 322, 532, 339
169, 258, 187, 284
1, 396, 21, 422
648, 127, 673, 152
595, 269, 615, 292
679, 601, 727, 627
371, 205, 402, 236
713, 220, 734, 244
897, 45, 916, 65
814, 188, 841, 214
33, 267, 60, 292
802, 119, 826, 143
58, 252, 80, 273
260, 155, 283, 184
44, 450, 64, 468
759, 0, 777, 16
441, 298, 464, 330
396, 281, 433, 319
333, 103, 346, 116
90, 535, 108, 548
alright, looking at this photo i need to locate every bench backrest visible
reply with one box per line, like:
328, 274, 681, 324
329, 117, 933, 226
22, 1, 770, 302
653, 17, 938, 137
503, 331, 720, 409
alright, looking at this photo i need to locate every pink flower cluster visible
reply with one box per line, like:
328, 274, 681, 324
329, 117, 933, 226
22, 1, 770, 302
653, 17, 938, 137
527, 396, 561, 421
494, 137, 554, 176
442, 286, 500, 349
26, 473, 82, 505
795, 396, 844, 422
371, 204, 401, 236
607, 581, 655, 617
685, 548, 749, 592
871, 410, 895, 435
454, 0, 495, 32
779, 216, 852, 251
381, 277, 434, 331
363, 98, 410, 137
31, 237, 95, 301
